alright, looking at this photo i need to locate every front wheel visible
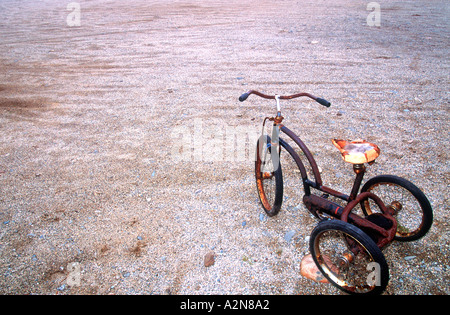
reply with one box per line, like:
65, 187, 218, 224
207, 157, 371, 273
360, 175, 433, 242
310, 220, 389, 295
255, 135, 283, 217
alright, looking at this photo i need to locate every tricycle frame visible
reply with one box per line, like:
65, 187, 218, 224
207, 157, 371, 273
277, 123, 397, 248
266, 119, 397, 249
241, 89, 433, 294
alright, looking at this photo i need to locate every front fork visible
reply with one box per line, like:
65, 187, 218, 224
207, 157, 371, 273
259, 114, 283, 173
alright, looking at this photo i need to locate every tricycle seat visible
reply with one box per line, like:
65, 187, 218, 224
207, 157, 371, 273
332, 139, 380, 164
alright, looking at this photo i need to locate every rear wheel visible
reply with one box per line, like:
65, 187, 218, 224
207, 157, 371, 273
255, 135, 283, 216
310, 220, 389, 295
361, 175, 433, 242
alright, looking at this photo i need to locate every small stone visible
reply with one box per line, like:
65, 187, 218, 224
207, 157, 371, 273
404, 256, 416, 261
122, 271, 130, 278
204, 251, 215, 267
284, 230, 296, 243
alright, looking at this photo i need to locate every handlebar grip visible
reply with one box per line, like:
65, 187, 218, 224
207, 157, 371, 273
239, 92, 250, 102
316, 98, 331, 107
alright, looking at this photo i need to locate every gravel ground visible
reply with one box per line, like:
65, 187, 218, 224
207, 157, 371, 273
0, 0, 449, 295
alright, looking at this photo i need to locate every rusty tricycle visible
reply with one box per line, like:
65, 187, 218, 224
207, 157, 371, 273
239, 90, 433, 294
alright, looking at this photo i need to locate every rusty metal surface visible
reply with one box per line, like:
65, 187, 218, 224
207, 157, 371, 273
280, 125, 323, 187
341, 192, 397, 248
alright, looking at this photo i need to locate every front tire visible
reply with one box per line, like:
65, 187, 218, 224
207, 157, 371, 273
255, 135, 283, 217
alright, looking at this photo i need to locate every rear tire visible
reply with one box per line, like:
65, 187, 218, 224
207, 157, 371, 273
361, 175, 433, 242
310, 220, 389, 295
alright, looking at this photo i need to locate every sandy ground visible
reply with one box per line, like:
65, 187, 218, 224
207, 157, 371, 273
0, 0, 449, 295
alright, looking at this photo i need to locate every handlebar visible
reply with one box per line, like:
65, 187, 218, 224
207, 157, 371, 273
239, 90, 331, 107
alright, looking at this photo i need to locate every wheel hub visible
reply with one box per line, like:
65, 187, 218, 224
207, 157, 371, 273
388, 201, 402, 215
338, 251, 354, 269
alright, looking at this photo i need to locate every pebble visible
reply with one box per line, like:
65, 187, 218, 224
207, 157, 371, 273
404, 256, 417, 261
259, 213, 266, 222
284, 230, 296, 243
204, 251, 215, 267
